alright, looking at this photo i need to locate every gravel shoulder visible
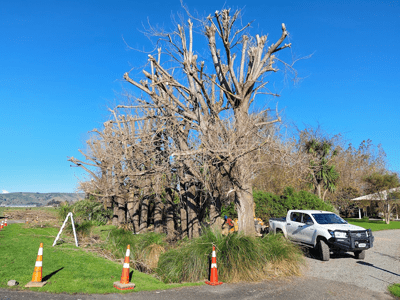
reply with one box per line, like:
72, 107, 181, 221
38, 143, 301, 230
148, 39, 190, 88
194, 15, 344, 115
302, 229, 400, 294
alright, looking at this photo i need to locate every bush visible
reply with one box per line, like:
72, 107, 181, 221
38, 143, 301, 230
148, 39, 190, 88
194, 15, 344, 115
156, 228, 302, 283
221, 201, 237, 219
254, 187, 335, 220
58, 199, 112, 225
72, 220, 95, 238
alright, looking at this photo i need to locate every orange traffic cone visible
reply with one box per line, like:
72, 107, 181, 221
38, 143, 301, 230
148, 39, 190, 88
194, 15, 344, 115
4, 218, 7, 226
114, 245, 135, 290
25, 243, 47, 287
205, 245, 223, 286
0, 221, 3, 230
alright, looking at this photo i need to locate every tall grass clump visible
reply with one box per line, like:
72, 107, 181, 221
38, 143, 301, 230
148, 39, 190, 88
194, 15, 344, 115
105, 228, 167, 272
156, 228, 303, 283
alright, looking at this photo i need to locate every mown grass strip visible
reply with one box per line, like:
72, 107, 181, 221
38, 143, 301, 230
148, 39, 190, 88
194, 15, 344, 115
346, 219, 400, 231
0, 223, 201, 294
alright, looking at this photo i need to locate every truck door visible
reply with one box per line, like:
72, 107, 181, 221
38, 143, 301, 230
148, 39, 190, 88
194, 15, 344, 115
287, 212, 303, 239
298, 213, 316, 244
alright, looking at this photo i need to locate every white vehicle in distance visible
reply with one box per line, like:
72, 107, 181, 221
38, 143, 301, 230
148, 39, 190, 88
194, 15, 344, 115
269, 210, 374, 261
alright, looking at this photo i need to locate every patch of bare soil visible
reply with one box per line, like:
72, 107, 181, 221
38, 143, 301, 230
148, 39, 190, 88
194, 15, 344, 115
3, 208, 59, 226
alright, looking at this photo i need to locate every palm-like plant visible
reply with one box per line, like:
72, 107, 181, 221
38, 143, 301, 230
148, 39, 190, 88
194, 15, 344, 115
305, 139, 339, 200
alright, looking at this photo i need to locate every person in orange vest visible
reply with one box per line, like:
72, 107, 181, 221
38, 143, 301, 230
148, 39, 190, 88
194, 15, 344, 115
224, 215, 234, 229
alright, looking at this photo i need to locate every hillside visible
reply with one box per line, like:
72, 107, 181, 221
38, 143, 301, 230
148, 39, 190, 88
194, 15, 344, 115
0, 192, 84, 207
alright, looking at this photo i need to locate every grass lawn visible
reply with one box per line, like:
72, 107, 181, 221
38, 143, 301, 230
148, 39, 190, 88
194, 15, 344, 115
345, 218, 400, 231
0, 223, 201, 294
388, 284, 400, 297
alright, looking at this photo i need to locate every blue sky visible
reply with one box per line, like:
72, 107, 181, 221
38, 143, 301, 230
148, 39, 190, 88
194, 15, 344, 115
1, 0, 399, 193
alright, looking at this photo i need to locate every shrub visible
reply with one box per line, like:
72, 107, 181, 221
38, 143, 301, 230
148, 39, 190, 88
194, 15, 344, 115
221, 201, 237, 219
156, 228, 302, 283
58, 199, 112, 225
254, 187, 335, 220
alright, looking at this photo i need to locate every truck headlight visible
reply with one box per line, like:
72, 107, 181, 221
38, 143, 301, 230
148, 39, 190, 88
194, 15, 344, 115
335, 231, 347, 238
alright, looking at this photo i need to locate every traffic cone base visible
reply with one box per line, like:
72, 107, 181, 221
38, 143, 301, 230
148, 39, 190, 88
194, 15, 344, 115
205, 267, 223, 286
25, 281, 47, 288
113, 281, 136, 290
205, 280, 223, 286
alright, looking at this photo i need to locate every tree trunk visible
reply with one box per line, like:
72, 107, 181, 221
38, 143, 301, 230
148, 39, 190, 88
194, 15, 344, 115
117, 195, 126, 225
235, 181, 256, 236
140, 196, 150, 231
127, 192, 135, 225
180, 206, 187, 239
315, 184, 322, 200
129, 191, 140, 233
385, 203, 391, 224
112, 198, 119, 226
154, 193, 164, 234
166, 200, 175, 239
209, 191, 221, 221
209, 193, 223, 231
186, 184, 199, 239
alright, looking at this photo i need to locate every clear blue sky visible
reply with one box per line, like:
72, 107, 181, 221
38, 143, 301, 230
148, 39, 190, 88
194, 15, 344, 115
1, 0, 399, 193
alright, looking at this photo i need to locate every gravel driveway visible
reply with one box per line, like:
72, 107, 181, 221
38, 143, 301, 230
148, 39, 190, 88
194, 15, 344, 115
303, 229, 400, 294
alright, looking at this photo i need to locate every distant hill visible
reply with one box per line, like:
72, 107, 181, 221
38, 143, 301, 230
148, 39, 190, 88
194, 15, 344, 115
0, 192, 85, 207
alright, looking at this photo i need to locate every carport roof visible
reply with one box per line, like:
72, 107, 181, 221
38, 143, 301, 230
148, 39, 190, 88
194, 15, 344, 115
351, 187, 400, 201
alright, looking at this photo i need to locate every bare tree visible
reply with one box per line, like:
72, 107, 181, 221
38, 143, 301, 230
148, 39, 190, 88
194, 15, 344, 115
120, 8, 292, 235
69, 108, 172, 229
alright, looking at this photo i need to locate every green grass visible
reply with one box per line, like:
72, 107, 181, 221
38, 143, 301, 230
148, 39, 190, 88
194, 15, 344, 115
0, 223, 201, 294
346, 219, 400, 231
388, 283, 400, 297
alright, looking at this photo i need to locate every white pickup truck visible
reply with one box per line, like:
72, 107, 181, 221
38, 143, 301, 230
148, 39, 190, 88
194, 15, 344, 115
269, 210, 374, 261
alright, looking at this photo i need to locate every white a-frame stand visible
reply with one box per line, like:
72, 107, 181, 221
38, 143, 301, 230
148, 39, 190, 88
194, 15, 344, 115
52, 212, 79, 247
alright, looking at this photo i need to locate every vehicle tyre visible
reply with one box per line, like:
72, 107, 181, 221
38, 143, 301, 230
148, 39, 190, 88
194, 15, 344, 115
354, 250, 366, 259
319, 239, 330, 261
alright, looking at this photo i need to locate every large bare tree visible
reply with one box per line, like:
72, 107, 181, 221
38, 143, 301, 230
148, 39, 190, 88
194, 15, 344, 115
119, 8, 292, 235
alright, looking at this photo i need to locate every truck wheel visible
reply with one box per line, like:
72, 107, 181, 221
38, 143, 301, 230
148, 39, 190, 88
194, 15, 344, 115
354, 250, 366, 259
319, 239, 330, 261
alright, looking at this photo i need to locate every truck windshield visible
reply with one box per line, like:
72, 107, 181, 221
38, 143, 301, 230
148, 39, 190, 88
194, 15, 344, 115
312, 213, 347, 224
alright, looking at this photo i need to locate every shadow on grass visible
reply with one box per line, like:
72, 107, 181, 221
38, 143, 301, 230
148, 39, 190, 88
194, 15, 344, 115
42, 267, 64, 281
129, 270, 133, 281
